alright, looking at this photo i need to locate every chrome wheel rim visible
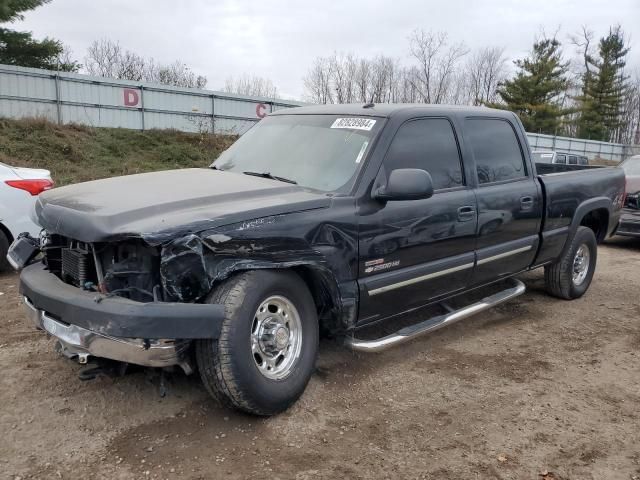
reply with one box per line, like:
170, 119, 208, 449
250, 295, 302, 380
572, 244, 590, 286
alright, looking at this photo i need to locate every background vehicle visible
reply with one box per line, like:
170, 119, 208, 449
532, 150, 589, 165
10, 105, 624, 415
0, 162, 52, 271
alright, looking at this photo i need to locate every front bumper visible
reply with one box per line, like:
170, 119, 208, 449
617, 208, 640, 238
24, 296, 192, 370
20, 262, 225, 369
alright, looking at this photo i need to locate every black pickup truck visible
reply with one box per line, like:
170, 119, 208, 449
8, 104, 625, 415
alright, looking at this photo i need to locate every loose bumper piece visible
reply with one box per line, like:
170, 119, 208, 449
24, 296, 191, 370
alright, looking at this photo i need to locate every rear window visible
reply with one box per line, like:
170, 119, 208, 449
465, 118, 526, 184
532, 152, 554, 163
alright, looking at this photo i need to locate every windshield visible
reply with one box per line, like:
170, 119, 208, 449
621, 156, 640, 175
212, 114, 383, 193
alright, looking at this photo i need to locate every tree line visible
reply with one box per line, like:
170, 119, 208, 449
0, 1, 280, 95
1, 1, 638, 144
304, 27, 639, 144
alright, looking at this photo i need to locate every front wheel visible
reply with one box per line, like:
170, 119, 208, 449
196, 270, 318, 416
544, 226, 597, 299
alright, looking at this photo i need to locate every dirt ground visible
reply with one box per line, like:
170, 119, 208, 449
1, 238, 639, 480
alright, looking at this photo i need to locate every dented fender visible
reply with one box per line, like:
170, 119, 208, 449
158, 207, 359, 334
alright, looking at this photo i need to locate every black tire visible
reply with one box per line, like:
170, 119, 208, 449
544, 226, 597, 300
0, 229, 11, 273
196, 270, 318, 416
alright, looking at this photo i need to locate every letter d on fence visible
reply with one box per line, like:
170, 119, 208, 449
124, 88, 140, 107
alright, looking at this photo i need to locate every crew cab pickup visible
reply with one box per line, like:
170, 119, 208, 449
8, 104, 625, 415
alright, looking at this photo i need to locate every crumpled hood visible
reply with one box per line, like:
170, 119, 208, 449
35, 168, 331, 244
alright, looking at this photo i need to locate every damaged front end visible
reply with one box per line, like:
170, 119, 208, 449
15, 232, 224, 373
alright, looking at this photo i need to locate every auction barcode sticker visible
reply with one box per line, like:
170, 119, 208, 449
330, 118, 377, 131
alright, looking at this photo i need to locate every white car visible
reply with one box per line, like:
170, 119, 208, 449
0, 162, 53, 271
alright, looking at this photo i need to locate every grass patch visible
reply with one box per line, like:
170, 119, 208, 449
0, 117, 237, 186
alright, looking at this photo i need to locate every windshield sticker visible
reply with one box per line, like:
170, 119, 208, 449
355, 141, 369, 164
331, 117, 377, 131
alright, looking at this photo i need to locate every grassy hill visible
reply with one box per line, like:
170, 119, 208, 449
0, 118, 236, 186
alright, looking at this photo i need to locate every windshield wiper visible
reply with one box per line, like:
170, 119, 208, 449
242, 171, 297, 184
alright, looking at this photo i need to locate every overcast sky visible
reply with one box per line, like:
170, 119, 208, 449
17, 0, 640, 99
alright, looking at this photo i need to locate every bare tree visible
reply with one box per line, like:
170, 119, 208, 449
55, 44, 81, 72
408, 29, 469, 104
84, 38, 207, 88
223, 74, 279, 98
147, 60, 207, 89
303, 52, 401, 104
569, 26, 596, 76
618, 71, 640, 145
303, 56, 335, 104
463, 46, 508, 105
85, 39, 124, 78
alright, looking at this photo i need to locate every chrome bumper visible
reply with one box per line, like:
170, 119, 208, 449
24, 296, 192, 373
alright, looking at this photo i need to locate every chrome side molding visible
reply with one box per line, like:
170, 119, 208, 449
345, 278, 526, 353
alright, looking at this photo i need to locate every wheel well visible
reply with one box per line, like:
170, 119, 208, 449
292, 266, 340, 336
579, 208, 609, 243
0, 222, 14, 244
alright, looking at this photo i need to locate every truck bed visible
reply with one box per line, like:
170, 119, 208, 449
532, 163, 625, 266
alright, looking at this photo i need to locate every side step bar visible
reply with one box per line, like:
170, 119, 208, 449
345, 278, 526, 353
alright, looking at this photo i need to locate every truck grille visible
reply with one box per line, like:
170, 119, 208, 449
61, 247, 92, 288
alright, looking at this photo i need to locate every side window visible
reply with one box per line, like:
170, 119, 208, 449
465, 118, 526, 184
568, 155, 578, 165
556, 154, 567, 164
384, 118, 463, 190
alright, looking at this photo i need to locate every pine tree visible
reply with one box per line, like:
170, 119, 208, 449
491, 37, 570, 134
576, 26, 629, 142
0, 0, 79, 71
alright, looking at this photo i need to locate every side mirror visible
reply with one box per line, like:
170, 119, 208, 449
374, 168, 434, 201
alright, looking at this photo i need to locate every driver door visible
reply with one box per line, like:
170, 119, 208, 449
357, 117, 477, 325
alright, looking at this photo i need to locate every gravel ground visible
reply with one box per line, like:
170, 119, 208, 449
1, 238, 639, 480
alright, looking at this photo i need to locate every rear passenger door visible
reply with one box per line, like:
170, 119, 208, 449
464, 117, 542, 286
357, 117, 477, 324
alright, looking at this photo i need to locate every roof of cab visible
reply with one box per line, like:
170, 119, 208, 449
269, 103, 515, 119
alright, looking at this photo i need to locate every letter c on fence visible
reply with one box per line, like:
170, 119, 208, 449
124, 89, 140, 107
256, 103, 267, 119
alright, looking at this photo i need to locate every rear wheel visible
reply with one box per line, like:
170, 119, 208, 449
0, 229, 11, 272
196, 270, 318, 416
544, 226, 597, 299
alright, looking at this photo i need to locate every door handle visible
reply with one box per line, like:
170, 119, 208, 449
457, 205, 476, 222
520, 196, 534, 210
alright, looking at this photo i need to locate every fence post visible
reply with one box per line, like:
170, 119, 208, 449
54, 73, 62, 125
140, 85, 145, 131
211, 94, 216, 134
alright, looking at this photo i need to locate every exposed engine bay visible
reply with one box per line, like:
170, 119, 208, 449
42, 233, 161, 302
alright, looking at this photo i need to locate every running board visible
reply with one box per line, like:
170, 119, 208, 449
345, 278, 526, 353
